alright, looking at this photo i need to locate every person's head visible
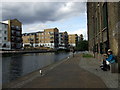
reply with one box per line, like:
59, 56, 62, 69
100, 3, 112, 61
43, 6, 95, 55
107, 49, 112, 55
103, 54, 108, 58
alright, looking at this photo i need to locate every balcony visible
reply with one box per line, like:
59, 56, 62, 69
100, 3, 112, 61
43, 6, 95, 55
11, 31, 16, 36
50, 36, 54, 39
11, 38, 16, 42
49, 32, 54, 35
11, 26, 21, 31
16, 38, 22, 43
11, 27, 16, 30
16, 31, 21, 36
50, 41, 54, 43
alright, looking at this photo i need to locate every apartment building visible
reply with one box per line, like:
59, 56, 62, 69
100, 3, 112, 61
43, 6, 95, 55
36, 31, 44, 47
59, 31, 68, 49
87, 2, 120, 72
68, 34, 78, 47
22, 28, 59, 49
2, 19, 22, 50
0, 22, 11, 50
44, 28, 59, 49
22, 32, 36, 47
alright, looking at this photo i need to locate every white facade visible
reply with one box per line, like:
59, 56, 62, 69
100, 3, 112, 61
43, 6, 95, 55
0, 23, 11, 50
69, 43, 76, 47
23, 43, 55, 49
38, 43, 55, 49
44, 43, 55, 48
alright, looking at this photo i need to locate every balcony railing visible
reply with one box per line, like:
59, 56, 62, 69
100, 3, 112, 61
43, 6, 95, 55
11, 27, 21, 31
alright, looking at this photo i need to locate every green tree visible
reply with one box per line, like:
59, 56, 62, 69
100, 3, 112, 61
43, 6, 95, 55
76, 40, 88, 51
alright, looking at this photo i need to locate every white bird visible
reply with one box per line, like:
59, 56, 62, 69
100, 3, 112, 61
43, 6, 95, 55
39, 70, 42, 75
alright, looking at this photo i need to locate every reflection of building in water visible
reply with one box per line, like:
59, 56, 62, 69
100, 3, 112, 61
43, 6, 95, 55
9, 56, 22, 81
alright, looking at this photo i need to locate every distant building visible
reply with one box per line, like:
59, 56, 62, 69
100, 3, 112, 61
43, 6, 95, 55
68, 34, 78, 47
59, 31, 68, 49
78, 34, 84, 42
87, 2, 120, 72
0, 22, 11, 50
1, 19, 22, 50
22, 32, 36, 47
22, 28, 59, 49
44, 28, 59, 49
36, 31, 44, 47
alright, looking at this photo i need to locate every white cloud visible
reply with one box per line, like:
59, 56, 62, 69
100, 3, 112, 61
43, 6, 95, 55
23, 23, 49, 33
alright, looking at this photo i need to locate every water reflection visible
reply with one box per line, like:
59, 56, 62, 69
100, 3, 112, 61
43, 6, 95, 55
9, 56, 22, 81
2, 52, 70, 84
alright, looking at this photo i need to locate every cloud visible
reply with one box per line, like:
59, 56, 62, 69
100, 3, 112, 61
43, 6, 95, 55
2, 2, 86, 24
22, 23, 50, 33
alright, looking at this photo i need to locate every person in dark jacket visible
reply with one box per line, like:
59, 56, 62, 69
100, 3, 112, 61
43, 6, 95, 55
100, 54, 110, 71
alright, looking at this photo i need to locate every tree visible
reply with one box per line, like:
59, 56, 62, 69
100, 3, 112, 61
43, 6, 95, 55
76, 40, 88, 51
80, 34, 84, 41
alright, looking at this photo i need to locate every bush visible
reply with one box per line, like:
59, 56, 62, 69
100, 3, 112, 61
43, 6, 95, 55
76, 40, 88, 51
82, 54, 93, 58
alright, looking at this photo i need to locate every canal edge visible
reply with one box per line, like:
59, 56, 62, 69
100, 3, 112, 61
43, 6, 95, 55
2, 52, 78, 88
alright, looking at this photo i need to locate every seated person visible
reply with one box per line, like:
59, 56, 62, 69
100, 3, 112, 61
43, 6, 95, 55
106, 49, 116, 64
100, 54, 110, 71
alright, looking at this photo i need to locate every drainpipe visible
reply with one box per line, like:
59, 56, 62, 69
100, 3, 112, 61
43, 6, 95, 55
106, 2, 110, 50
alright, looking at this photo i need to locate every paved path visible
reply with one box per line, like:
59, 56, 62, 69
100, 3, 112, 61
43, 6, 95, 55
22, 54, 107, 88
79, 53, 119, 88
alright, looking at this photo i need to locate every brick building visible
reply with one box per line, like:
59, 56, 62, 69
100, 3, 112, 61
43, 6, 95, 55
1, 19, 22, 50
22, 32, 36, 47
87, 2, 120, 72
44, 28, 59, 49
22, 28, 59, 49
68, 34, 78, 47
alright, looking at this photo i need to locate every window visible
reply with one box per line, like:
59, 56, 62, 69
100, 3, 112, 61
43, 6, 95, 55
4, 37, 7, 40
37, 33, 39, 35
16, 26, 19, 29
4, 31, 7, 34
102, 3, 108, 28
11, 25, 14, 28
100, 43, 103, 54
2, 43, 6, 47
5, 24, 8, 28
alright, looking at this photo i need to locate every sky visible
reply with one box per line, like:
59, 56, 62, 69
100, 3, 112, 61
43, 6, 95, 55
1, 1, 88, 40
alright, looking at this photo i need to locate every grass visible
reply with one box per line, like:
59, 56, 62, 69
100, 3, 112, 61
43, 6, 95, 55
82, 53, 93, 58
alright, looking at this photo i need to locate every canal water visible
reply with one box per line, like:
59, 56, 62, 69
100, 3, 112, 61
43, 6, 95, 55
2, 52, 72, 84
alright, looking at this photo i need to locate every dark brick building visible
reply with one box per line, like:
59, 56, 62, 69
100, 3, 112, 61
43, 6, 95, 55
87, 2, 120, 72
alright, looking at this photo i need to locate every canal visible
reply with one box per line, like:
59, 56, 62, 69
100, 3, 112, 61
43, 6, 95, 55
2, 52, 72, 84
